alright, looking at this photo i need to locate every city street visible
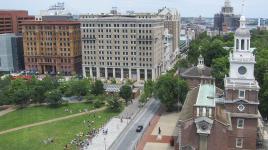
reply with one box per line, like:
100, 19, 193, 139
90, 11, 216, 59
109, 99, 161, 150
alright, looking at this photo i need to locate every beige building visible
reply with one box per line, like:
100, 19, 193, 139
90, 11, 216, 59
80, 8, 180, 81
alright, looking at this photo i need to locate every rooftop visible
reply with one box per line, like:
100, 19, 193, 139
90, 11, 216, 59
195, 84, 216, 107
21, 21, 80, 25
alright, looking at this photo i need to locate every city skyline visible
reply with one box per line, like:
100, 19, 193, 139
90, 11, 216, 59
0, 0, 267, 18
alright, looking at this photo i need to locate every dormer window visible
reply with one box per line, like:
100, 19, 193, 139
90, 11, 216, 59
239, 90, 245, 99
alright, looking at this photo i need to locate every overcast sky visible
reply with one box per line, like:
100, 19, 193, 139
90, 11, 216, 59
1, 0, 267, 18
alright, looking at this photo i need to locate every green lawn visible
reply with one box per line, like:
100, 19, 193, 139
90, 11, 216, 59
0, 110, 118, 150
0, 102, 95, 132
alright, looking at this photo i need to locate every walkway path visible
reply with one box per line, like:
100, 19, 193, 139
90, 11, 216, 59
0, 107, 106, 135
0, 107, 16, 117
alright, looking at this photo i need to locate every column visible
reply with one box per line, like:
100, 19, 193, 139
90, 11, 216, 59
90, 67, 93, 77
129, 68, 132, 79
82, 66, 86, 77
121, 68, 123, 80
152, 68, 155, 80
137, 68, 140, 81
145, 69, 148, 81
105, 67, 108, 79
96, 67, 100, 78
113, 68, 116, 78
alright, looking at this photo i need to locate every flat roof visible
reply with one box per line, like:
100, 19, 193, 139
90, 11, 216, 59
195, 84, 215, 107
21, 21, 80, 25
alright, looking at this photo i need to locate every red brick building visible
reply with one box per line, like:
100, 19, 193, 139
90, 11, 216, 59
176, 16, 262, 150
179, 55, 214, 89
22, 21, 82, 75
0, 10, 34, 34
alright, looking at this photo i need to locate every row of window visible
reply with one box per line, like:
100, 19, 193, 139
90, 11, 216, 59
82, 23, 152, 28
84, 61, 152, 67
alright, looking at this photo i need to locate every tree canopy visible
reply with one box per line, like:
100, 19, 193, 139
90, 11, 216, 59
154, 73, 188, 111
119, 85, 132, 104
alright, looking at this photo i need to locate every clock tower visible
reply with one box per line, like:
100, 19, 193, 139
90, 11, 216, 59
224, 14, 260, 149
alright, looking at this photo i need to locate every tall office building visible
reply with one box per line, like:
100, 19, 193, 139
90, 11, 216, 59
0, 33, 24, 72
214, 0, 240, 32
22, 21, 82, 75
0, 10, 34, 34
80, 8, 180, 81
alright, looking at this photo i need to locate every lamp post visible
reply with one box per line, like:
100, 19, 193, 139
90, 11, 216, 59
104, 137, 106, 150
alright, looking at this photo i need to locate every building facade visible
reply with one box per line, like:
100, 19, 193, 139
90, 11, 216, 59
22, 21, 82, 75
0, 33, 24, 72
80, 8, 180, 81
176, 16, 262, 150
179, 55, 214, 89
0, 10, 34, 34
214, 0, 240, 32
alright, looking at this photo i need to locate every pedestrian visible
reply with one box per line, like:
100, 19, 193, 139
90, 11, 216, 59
149, 121, 150, 126
158, 127, 161, 135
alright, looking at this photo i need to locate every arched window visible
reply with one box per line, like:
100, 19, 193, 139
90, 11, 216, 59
247, 39, 250, 50
241, 39, 245, 50
236, 39, 239, 50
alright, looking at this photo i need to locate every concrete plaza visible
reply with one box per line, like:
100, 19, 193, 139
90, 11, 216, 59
84, 118, 128, 150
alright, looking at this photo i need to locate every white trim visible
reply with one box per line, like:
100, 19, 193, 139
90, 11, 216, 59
236, 138, 243, 148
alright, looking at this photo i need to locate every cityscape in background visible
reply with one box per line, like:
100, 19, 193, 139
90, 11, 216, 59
0, 0, 268, 150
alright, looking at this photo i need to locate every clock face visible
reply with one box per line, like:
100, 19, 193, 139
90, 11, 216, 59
199, 121, 209, 130
237, 104, 245, 112
238, 66, 247, 75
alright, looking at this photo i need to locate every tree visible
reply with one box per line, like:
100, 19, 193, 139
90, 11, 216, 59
144, 80, 154, 98
93, 95, 106, 108
91, 80, 104, 95
119, 85, 132, 105
107, 96, 122, 112
8, 79, 31, 106
45, 89, 62, 106
154, 73, 188, 111
259, 73, 268, 118
211, 56, 229, 87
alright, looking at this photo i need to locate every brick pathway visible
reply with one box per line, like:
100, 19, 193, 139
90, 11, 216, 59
136, 107, 174, 150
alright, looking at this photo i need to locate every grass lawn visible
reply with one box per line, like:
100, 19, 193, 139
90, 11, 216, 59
0, 102, 95, 132
0, 110, 118, 150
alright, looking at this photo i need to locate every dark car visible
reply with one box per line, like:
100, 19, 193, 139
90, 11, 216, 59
136, 125, 143, 132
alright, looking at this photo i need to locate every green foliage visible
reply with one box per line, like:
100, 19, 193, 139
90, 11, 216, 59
119, 85, 132, 104
111, 78, 116, 84
144, 80, 155, 97
107, 96, 122, 112
211, 56, 229, 87
139, 93, 148, 104
259, 73, 268, 118
154, 73, 188, 111
45, 89, 62, 106
63, 79, 90, 97
93, 95, 106, 108
91, 80, 104, 95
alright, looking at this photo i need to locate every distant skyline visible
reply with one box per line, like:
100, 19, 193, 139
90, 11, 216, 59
1, 0, 267, 18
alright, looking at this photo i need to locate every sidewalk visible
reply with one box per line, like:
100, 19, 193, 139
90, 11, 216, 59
136, 107, 179, 150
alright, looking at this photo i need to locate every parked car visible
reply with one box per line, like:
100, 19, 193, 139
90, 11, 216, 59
136, 125, 143, 132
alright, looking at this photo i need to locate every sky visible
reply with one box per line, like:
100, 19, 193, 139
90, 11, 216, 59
0, 0, 267, 18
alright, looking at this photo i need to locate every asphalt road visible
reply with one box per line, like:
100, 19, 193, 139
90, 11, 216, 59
109, 99, 161, 150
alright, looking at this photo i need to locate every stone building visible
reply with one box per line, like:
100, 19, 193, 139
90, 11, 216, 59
22, 21, 82, 75
0, 33, 24, 72
0, 10, 34, 34
80, 8, 180, 81
214, 0, 240, 32
176, 15, 262, 150
179, 55, 214, 89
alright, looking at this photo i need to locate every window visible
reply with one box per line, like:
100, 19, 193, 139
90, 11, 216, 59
236, 138, 243, 148
239, 90, 245, 99
237, 119, 244, 128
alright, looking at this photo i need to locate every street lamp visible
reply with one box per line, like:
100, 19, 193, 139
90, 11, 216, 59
104, 137, 106, 150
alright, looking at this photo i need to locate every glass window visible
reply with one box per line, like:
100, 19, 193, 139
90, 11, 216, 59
239, 90, 245, 99
236, 138, 243, 148
237, 119, 244, 128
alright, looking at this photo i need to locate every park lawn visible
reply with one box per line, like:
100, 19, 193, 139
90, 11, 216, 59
0, 102, 95, 132
0, 110, 118, 150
